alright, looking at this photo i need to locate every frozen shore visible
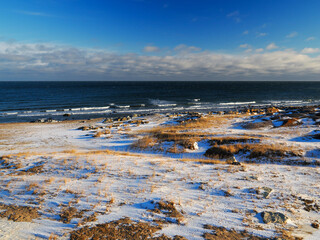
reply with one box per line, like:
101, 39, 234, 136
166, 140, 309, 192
0, 106, 320, 239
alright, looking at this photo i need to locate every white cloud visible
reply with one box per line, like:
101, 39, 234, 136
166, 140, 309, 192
174, 44, 201, 52
143, 46, 160, 53
226, 11, 239, 18
266, 43, 278, 50
239, 44, 250, 48
286, 31, 298, 38
1, 41, 320, 81
226, 11, 241, 23
301, 48, 320, 54
306, 37, 316, 42
242, 30, 249, 35
255, 48, 264, 53
257, 32, 267, 37
14, 10, 56, 17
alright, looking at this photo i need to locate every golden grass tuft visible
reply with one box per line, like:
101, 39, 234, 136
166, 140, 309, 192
205, 143, 302, 159
180, 157, 226, 165
131, 136, 157, 149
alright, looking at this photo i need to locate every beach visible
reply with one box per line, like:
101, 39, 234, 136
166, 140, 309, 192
0, 105, 320, 239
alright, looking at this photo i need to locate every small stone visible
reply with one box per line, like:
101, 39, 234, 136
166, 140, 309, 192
245, 175, 259, 181
311, 222, 319, 229
191, 142, 199, 150
226, 156, 238, 164
256, 187, 273, 199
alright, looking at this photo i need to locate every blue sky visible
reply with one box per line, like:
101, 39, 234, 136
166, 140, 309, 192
1, 0, 320, 80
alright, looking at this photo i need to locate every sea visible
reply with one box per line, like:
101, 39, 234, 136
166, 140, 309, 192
1, 81, 320, 123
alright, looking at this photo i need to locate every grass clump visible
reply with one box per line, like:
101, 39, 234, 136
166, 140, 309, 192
131, 136, 157, 149
59, 207, 83, 223
205, 143, 302, 160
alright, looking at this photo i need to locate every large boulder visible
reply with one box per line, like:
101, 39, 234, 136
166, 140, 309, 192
260, 211, 288, 224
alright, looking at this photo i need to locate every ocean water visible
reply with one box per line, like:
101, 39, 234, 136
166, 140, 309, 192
1, 81, 320, 123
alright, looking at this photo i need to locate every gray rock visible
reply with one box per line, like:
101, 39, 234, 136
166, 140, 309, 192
260, 211, 288, 224
245, 175, 259, 181
226, 156, 240, 165
256, 187, 273, 199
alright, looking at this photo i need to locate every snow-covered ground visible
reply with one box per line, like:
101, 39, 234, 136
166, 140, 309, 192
0, 111, 319, 239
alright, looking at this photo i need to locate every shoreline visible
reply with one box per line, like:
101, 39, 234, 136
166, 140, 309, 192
0, 103, 319, 123
1, 102, 320, 124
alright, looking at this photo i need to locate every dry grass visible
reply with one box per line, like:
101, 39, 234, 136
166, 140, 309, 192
129, 115, 242, 152
180, 158, 226, 165
69, 217, 164, 240
0, 204, 40, 222
208, 136, 261, 145
205, 143, 302, 159
131, 136, 157, 149
93, 129, 111, 138
59, 207, 83, 223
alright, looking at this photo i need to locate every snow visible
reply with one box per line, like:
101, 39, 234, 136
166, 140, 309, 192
0, 112, 319, 239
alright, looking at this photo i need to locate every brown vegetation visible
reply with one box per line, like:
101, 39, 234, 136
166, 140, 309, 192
130, 115, 232, 151
280, 118, 301, 128
59, 207, 83, 223
152, 200, 184, 220
70, 217, 185, 240
0, 204, 40, 222
205, 143, 302, 159
203, 224, 267, 240
131, 136, 157, 149
242, 120, 273, 130
208, 136, 260, 145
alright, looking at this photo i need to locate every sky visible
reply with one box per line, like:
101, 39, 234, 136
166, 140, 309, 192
1, 0, 320, 81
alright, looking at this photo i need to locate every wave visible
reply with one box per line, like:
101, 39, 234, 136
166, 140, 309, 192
219, 101, 256, 106
113, 105, 130, 109
149, 99, 177, 107
2, 112, 18, 115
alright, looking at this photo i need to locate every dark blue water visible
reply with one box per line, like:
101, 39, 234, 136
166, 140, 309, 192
1, 81, 320, 123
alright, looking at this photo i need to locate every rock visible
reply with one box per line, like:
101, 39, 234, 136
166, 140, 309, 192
77, 126, 89, 131
245, 175, 259, 181
103, 118, 113, 123
226, 156, 240, 165
36, 118, 46, 123
256, 187, 273, 198
34, 118, 58, 123
311, 222, 319, 229
260, 211, 288, 224
279, 118, 301, 127
63, 113, 71, 117
266, 107, 280, 115
181, 140, 198, 150
191, 141, 199, 150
